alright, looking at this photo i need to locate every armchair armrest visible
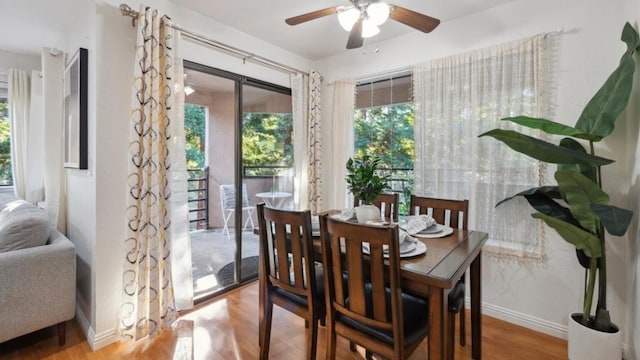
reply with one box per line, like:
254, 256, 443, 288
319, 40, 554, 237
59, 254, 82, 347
0, 230, 76, 343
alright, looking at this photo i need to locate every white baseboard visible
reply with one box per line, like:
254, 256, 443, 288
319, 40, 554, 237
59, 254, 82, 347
75, 303, 119, 351
466, 299, 568, 339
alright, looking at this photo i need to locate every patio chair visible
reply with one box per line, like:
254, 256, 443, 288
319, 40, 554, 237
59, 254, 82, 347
319, 214, 429, 359
219, 184, 255, 236
409, 195, 469, 358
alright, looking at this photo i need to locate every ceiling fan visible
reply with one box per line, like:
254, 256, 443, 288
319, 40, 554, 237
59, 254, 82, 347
285, 0, 440, 50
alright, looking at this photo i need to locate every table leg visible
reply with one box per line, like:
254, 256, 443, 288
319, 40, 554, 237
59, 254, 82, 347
428, 287, 449, 360
470, 251, 482, 359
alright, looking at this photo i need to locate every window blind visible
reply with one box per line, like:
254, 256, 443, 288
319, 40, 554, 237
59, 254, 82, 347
355, 74, 412, 109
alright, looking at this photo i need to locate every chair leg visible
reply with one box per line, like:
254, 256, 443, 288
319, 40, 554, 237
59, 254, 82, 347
306, 315, 319, 360
447, 311, 455, 360
460, 302, 466, 346
222, 211, 233, 237
326, 322, 337, 360
57, 321, 67, 346
259, 297, 274, 360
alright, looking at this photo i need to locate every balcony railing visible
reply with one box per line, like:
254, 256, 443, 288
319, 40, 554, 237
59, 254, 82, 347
188, 167, 209, 230
243, 165, 291, 177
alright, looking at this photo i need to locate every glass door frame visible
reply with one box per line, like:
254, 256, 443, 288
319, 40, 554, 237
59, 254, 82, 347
184, 60, 292, 298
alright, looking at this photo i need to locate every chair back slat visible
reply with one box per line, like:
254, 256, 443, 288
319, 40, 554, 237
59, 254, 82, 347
409, 196, 469, 230
258, 204, 315, 297
320, 215, 401, 333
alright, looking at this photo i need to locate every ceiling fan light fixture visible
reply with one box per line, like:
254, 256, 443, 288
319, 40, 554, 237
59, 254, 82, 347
361, 19, 380, 38
366, 2, 389, 26
338, 7, 360, 31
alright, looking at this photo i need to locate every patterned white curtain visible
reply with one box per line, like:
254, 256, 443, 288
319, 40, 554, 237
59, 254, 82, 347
291, 70, 323, 213
307, 71, 322, 214
330, 79, 355, 210
413, 34, 558, 259
120, 6, 192, 341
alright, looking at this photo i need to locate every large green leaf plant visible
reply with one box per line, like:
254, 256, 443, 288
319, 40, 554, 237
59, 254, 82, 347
480, 22, 640, 332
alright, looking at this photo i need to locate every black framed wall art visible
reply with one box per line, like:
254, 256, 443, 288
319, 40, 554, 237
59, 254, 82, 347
63, 47, 88, 169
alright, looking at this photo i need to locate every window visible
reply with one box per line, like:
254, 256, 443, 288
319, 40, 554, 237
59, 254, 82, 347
242, 112, 293, 176
354, 74, 413, 214
0, 97, 11, 186
184, 103, 206, 168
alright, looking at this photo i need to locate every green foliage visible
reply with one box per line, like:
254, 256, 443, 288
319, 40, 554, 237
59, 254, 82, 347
354, 104, 414, 169
354, 103, 415, 212
184, 104, 205, 169
345, 154, 389, 205
479, 23, 639, 331
0, 100, 11, 185
242, 112, 293, 176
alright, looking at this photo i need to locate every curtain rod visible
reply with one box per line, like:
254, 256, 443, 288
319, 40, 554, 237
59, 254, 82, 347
119, 4, 307, 76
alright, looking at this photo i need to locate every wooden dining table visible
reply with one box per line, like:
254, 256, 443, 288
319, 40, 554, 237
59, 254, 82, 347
258, 216, 488, 359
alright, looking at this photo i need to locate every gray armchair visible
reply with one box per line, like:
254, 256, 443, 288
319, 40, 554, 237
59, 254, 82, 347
0, 228, 76, 345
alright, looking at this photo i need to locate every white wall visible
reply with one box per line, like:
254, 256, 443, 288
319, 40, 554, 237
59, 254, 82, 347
317, 0, 635, 349
0, 49, 40, 71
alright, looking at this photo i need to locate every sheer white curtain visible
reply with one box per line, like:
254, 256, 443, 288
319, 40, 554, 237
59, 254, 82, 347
168, 54, 193, 311
26, 69, 44, 205
291, 73, 309, 209
413, 34, 558, 259
291, 70, 323, 213
330, 79, 355, 209
8, 69, 29, 199
120, 6, 192, 341
42, 49, 66, 232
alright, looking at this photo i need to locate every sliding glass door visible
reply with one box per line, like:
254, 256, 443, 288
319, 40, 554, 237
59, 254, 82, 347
183, 61, 292, 301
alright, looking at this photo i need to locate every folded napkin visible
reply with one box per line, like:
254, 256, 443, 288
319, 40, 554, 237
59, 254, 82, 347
330, 208, 356, 221
384, 229, 418, 253
399, 214, 436, 235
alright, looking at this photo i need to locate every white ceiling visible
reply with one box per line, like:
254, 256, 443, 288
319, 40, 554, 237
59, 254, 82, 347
169, 0, 518, 60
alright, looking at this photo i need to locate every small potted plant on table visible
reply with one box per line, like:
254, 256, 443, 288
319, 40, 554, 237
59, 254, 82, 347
346, 154, 389, 223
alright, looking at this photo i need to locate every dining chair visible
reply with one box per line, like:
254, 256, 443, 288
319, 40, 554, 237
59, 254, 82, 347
256, 203, 324, 360
220, 184, 255, 237
409, 195, 469, 359
354, 192, 400, 222
319, 214, 429, 360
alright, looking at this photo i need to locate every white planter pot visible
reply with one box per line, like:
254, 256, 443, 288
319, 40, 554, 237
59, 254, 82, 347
568, 313, 621, 360
355, 204, 380, 223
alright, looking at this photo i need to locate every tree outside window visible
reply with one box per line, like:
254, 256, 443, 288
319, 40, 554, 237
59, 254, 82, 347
354, 103, 414, 214
242, 112, 293, 176
0, 99, 11, 186
184, 103, 206, 169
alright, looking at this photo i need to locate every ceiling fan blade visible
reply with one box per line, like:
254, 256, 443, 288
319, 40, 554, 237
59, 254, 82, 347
285, 7, 338, 25
346, 17, 364, 49
389, 5, 440, 33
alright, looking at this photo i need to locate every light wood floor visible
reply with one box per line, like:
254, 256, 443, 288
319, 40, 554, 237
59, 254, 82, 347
0, 281, 567, 359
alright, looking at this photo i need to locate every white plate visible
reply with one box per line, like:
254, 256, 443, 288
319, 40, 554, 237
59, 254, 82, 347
414, 226, 454, 238
363, 241, 427, 258
383, 241, 417, 254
